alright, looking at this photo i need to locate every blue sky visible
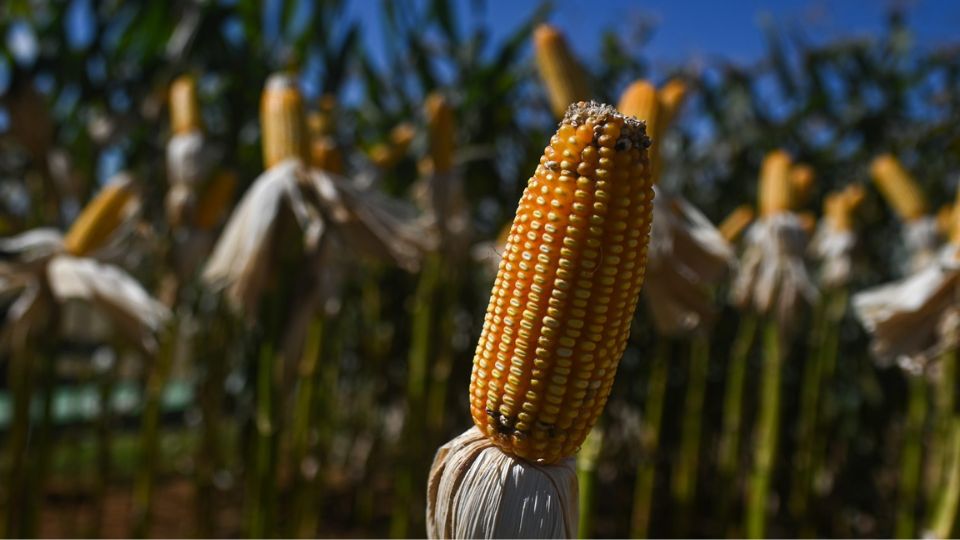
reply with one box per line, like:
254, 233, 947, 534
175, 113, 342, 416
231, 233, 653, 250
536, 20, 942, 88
348, 0, 960, 73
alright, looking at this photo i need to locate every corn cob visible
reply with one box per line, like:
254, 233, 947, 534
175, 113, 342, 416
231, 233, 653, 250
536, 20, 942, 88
939, 204, 956, 240
534, 24, 591, 119
370, 123, 416, 169
306, 97, 344, 174
425, 93, 456, 174
309, 137, 343, 175
759, 150, 794, 217
657, 79, 688, 129
170, 74, 202, 135
261, 74, 307, 169
469, 102, 653, 464
870, 154, 927, 221
719, 204, 756, 242
617, 81, 660, 142
823, 184, 864, 233
194, 171, 238, 231
789, 163, 815, 209
63, 175, 136, 256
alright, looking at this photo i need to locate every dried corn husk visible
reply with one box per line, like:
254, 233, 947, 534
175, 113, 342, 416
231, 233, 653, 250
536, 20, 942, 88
426, 427, 578, 539
0, 228, 63, 266
205, 158, 430, 317
731, 213, 818, 328
853, 245, 960, 374
903, 216, 942, 273
810, 188, 863, 289
46, 254, 171, 353
203, 159, 322, 317
309, 168, 432, 271
645, 186, 734, 335
809, 223, 856, 290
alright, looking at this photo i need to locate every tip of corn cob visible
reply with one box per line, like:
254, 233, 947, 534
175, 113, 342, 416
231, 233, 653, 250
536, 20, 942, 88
562, 101, 650, 149
759, 149, 794, 217
63, 173, 137, 256
170, 74, 202, 135
823, 184, 865, 232
869, 154, 927, 221
657, 79, 688, 127
789, 163, 815, 208
426, 93, 456, 174
261, 73, 306, 169
719, 204, 755, 242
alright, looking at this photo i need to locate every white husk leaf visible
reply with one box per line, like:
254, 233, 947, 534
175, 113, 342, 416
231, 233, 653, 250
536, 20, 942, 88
202, 159, 322, 317
0, 227, 64, 266
412, 170, 470, 256
809, 221, 856, 290
308, 168, 432, 272
731, 213, 819, 328
852, 245, 960, 374
903, 216, 941, 274
644, 187, 734, 335
427, 427, 578, 539
47, 254, 171, 352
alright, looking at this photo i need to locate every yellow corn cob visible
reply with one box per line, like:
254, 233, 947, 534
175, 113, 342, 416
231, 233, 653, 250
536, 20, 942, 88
824, 184, 865, 232
951, 186, 960, 246
937, 204, 954, 238
870, 154, 927, 221
617, 81, 660, 141
63, 176, 136, 256
310, 138, 343, 174
194, 171, 237, 231
307, 94, 338, 136
261, 73, 307, 169
469, 102, 654, 464
719, 204, 755, 242
534, 24, 591, 119
759, 150, 794, 217
657, 79, 688, 131
426, 94, 456, 174
797, 211, 817, 235
170, 74, 202, 135
842, 183, 865, 210
618, 81, 662, 183
370, 122, 416, 169
789, 163, 815, 209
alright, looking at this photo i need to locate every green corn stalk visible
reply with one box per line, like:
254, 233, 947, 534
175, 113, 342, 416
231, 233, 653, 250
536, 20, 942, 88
717, 313, 759, 533
789, 297, 829, 524
578, 426, 604, 539
745, 319, 783, 539
2, 345, 38, 538
195, 304, 229, 538
672, 333, 710, 533
391, 252, 443, 538
290, 315, 325, 537
896, 374, 928, 539
23, 343, 56, 538
926, 416, 960, 539
630, 338, 671, 539
131, 321, 177, 538
89, 350, 119, 539
809, 289, 848, 502
925, 348, 958, 508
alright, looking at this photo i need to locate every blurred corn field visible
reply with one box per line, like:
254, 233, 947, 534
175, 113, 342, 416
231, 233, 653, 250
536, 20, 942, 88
1, 0, 960, 538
